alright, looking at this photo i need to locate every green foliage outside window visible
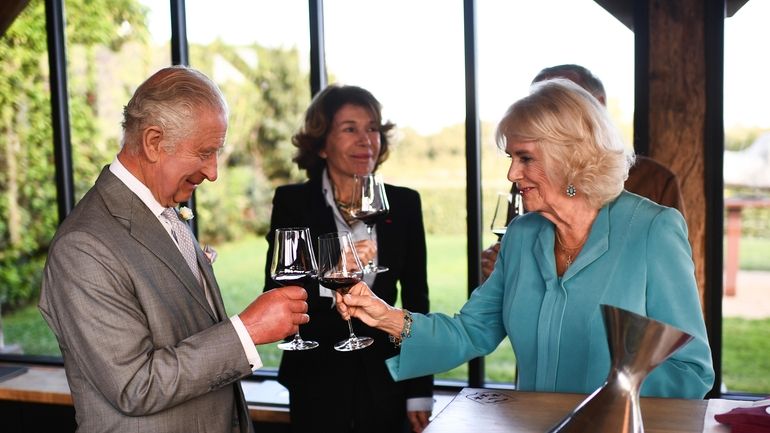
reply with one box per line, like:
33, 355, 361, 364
0, 0, 310, 311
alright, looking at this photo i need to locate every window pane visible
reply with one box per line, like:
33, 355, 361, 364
185, 0, 311, 370
477, 0, 634, 385
1, 0, 170, 358
68, 0, 170, 200
324, 0, 468, 381
0, 0, 56, 356
722, 0, 770, 395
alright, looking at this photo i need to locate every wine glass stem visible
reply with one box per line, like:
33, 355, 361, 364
291, 332, 304, 343
366, 224, 375, 269
346, 319, 357, 339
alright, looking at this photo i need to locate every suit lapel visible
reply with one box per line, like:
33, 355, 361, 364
308, 175, 338, 240
96, 168, 218, 321
373, 184, 397, 274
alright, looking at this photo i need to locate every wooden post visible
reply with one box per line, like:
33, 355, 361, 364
646, 0, 708, 304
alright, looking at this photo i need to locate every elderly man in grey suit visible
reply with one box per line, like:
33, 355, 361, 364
38, 66, 308, 433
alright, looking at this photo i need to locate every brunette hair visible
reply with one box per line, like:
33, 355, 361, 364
292, 84, 394, 179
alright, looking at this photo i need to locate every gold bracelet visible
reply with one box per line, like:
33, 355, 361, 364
389, 309, 413, 348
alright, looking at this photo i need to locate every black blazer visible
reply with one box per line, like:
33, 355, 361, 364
263, 175, 433, 407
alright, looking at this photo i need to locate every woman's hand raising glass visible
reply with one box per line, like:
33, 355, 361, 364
318, 231, 373, 351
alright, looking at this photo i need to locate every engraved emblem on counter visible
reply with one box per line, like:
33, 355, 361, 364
466, 391, 510, 404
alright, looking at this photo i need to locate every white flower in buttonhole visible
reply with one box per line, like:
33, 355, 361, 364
178, 206, 194, 221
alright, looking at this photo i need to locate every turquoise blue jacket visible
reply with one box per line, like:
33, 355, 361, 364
387, 192, 714, 398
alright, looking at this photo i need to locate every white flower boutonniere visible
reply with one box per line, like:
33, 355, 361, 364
178, 206, 194, 221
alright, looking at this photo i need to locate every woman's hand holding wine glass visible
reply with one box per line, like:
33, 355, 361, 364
318, 231, 373, 351
270, 227, 319, 351
335, 281, 403, 336
482, 190, 523, 281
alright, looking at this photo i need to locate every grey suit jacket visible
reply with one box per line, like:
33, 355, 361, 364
39, 167, 254, 433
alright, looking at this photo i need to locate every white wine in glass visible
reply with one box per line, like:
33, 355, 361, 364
317, 231, 373, 352
270, 227, 319, 351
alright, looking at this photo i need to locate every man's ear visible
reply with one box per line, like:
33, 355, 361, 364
141, 126, 164, 162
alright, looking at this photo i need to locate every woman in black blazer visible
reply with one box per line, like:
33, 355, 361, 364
264, 84, 433, 433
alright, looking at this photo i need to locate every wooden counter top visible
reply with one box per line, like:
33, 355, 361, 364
425, 388, 709, 433
0, 364, 290, 422
0, 364, 71, 405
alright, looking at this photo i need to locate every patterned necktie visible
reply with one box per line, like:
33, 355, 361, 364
161, 208, 202, 286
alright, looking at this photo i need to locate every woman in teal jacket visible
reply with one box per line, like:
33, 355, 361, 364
336, 78, 715, 400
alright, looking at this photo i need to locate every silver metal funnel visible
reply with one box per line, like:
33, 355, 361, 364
547, 304, 694, 433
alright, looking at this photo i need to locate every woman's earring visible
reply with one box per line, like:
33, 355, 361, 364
566, 184, 577, 197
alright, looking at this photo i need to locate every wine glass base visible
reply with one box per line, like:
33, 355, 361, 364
277, 339, 319, 351
334, 336, 374, 352
364, 265, 389, 274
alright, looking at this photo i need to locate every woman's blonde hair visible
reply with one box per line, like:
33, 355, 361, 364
496, 78, 633, 209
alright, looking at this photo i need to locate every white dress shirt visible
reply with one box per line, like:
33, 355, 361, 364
321, 169, 432, 413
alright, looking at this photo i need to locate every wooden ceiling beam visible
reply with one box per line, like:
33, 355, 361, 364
594, 0, 749, 30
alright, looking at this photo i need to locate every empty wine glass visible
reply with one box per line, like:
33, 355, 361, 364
317, 231, 373, 351
348, 174, 389, 273
490, 192, 512, 240
270, 227, 319, 351
490, 189, 524, 240
511, 186, 524, 219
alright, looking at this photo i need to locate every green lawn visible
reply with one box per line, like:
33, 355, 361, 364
730, 236, 770, 271
722, 318, 770, 393
4, 234, 769, 392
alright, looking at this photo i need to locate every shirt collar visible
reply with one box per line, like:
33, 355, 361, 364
109, 155, 167, 218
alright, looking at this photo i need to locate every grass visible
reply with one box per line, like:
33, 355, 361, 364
722, 318, 770, 393
729, 236, 770, 271
3, 234, 769, 392
3, 304, 60, 355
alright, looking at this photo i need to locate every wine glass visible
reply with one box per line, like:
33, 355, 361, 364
510, 186, 524, 220
317, 231, 373, 351
490, 192, 512, 240
490, 189, 524, 240
348, 173, 390, 273
270, 227, 319, 351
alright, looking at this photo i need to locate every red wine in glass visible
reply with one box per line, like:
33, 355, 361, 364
317, 275, 362, 293
317, 231, 373, 351
351, 209, 387, 228
349, 174, 389, 273
274, 271, 315, 287
271, 227, 319, 351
